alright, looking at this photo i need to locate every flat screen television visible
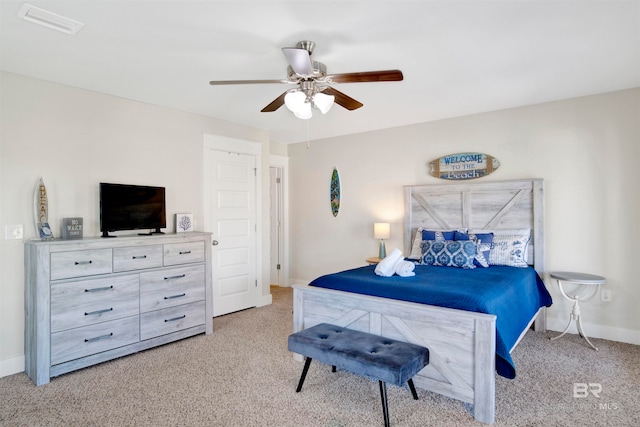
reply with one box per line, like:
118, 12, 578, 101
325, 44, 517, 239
100, 183, 166, 237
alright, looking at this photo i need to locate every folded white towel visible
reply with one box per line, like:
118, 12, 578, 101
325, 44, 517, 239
395, 260, 415, 277
374, 248, 403, 277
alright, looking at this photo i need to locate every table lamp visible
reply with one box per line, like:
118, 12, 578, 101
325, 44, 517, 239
374, 223, 390, 259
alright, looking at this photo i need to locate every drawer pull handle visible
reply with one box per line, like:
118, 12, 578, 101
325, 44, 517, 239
179, 250, 192, 255
75, 260, 93, 265
164, 274, 186, 280
85, 333, 113, 343
165, 315, 186, 323
132, 255, 147, 259
164, 293, 186, 300
85, 307, 113, 316
85, 285, 113, 293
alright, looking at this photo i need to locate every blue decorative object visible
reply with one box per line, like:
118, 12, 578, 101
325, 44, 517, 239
330, 167, 340, 217
421, 240, 477, 269
454, 231, 494, 268
422, 229, 455, 241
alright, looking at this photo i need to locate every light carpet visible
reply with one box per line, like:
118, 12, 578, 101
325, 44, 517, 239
1, 286, 638, 426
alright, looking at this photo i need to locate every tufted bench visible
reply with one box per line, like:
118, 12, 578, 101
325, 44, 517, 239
288, 323, 430, 427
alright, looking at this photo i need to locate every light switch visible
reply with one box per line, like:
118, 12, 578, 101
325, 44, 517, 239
5, 224, 24, 240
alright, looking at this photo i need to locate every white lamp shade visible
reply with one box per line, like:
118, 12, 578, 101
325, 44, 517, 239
285, 91, 312, 119
374, 223, 390, 239
284, 91, 306, 112
313, 92, 335, 114
293, 102, 312, 119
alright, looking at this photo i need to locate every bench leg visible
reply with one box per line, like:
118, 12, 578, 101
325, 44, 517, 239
379, 381, 390, 427
296, 357, 313, 393
408, 379, 419, 400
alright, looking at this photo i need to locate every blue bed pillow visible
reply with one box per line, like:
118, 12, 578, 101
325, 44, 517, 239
422, 229, 455, 241
420, 240, 477, 269
454, 231, 494, 268
408, 228, 468, 260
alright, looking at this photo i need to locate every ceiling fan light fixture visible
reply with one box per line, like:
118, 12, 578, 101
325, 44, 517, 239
293, 102, 312, 120
313, 92, 335, 114
285, 90, 313, 119
284, 91, 305, 111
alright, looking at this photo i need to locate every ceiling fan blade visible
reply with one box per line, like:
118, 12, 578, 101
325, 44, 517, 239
282, 47, 314, 76
209, 79, 287, 85
326, 69, 403, 83
321, 87, 363, 111
261, 92, 288, 112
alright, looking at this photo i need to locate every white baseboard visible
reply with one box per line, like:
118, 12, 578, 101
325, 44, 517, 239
289, 278, 311, 287
546, 317, 640, 346
0, 355, 25, 379
257, 293, 272, 307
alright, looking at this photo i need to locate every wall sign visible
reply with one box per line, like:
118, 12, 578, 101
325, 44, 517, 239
429, 152, 500, 180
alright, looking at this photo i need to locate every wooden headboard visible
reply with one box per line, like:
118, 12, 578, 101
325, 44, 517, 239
404, 179, 545, 275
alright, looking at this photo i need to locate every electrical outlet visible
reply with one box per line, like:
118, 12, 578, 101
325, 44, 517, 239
5, 224, 24, 240
601, 289, 612, 302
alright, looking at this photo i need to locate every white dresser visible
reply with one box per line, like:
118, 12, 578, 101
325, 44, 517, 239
24, 232, 213, 386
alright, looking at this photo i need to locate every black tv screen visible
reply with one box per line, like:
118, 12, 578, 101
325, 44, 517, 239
100, 183, 166, 237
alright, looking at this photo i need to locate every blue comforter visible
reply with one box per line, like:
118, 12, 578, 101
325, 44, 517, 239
309, 264, 552, 379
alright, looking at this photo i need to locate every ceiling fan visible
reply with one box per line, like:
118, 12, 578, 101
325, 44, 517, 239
208, 41, 403, 119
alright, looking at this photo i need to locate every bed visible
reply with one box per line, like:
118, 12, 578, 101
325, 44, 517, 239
292, 179, 550, 424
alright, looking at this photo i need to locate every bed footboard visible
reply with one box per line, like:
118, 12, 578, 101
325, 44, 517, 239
293, 285, 496, 424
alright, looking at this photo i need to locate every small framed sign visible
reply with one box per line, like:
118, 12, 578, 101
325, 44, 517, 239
176, 213, 193, 232
61, 217, 83, 240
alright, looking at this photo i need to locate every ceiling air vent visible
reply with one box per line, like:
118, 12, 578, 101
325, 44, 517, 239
18, 3, 85, 35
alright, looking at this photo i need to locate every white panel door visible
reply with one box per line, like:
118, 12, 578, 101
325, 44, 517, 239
208, 150, 257, 316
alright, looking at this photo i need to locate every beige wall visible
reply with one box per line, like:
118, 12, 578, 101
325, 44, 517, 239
288, 88, 640, 344
0, 72, 272, 376
2, 70, 638, 378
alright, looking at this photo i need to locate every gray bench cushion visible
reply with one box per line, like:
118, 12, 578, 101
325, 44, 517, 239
288, 323, 429, 386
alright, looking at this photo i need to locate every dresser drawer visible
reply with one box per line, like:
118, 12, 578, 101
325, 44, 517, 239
113, 245, 163, 272
140, 301, 205, 340
51, 316, 139, 365
51, 275, 139, 333
139, 265, 205, 312
163, 241, 205, 266
50, 249, 112, 280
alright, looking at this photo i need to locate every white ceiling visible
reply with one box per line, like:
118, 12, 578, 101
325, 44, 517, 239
1, 1, 638, 144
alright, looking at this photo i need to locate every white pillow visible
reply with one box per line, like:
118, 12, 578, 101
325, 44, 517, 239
408, 227, 424, 260
469, 228, 531, 267
487, 233, 531, 268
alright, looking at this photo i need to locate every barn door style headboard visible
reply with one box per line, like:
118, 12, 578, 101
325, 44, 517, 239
404, 179, 545, 275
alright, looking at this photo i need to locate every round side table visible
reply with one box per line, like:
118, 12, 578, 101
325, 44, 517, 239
549, 271, 605, 350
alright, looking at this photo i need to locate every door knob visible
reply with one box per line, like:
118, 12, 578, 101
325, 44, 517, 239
212, 240, 219, 246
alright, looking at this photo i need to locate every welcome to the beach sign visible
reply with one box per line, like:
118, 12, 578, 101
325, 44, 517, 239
429, 152, 500, 180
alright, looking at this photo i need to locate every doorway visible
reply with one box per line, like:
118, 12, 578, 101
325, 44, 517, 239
203, 135, 262, 317
269, 155, 289, 287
